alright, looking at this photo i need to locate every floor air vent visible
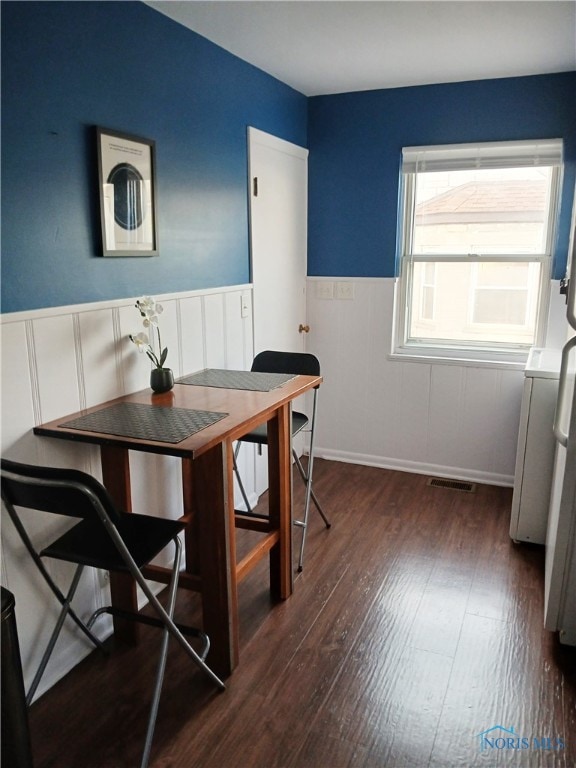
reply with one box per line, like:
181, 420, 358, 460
427, 477, 476, 493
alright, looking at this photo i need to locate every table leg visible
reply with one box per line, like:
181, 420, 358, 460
100, 445, 139, 644
267, 402, 293, 600
181, 457, 199, 575
189, 442, 238, 679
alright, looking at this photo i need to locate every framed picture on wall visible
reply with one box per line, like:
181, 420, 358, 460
97, 127, 159, 256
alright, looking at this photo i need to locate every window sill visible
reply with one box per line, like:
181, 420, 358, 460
388, 348, 528, 371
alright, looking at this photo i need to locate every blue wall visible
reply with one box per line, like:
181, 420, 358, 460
1, 1, 307, 312
308, 73, 576, 280
3, 2, 575, 313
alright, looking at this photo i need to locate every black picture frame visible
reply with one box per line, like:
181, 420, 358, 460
97, 127, 159, 257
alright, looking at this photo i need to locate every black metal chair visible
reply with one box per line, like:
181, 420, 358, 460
0, 458, 225, 768
232, 350, 331, 571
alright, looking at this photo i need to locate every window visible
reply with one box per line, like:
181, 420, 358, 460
393, 140, 563, 365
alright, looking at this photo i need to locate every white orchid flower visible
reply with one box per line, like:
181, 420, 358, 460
137, 297, 163, 327
129, 332, 149, 351
129, 297, 169, 370
137, 296, 156, 313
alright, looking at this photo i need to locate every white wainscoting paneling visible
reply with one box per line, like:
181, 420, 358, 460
0, 285, 253, 701
2, 277, 566, 700
306, 277, 566, 487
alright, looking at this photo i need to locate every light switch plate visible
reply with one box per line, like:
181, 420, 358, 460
315, 281, 334, 299
335, 281, 354, 300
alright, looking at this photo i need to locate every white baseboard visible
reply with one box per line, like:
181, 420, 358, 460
315, 448, 514, 488
234, 491, 261, 512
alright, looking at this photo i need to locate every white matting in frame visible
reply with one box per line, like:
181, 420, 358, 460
97, 127, 159, 257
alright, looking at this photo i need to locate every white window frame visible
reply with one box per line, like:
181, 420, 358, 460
392, 139, 563, 368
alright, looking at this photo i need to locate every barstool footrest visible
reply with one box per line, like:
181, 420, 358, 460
89, 606, 210, 659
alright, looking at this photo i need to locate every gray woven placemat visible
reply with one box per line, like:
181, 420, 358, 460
179, 368, 295, 391
60, 403, 228, 444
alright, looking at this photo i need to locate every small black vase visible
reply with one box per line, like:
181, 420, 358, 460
150, 367, 174, 394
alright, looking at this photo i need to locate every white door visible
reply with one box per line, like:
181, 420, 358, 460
248, 127, 308, 354
245, 127, 309, 504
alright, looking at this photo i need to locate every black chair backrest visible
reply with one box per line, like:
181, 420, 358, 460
251, 350, 320, 378
1, 459, 122, 526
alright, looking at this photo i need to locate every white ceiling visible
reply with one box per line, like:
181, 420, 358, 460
146, 1, 576, 96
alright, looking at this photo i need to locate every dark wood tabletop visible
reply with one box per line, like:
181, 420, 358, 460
34, 375, 321, 458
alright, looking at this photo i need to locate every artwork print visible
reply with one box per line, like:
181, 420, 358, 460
97, 128, 159, 256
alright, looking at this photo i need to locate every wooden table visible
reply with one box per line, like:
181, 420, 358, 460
33, 371, 322, 678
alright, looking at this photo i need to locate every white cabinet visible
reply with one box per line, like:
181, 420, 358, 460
510, 348, 561, 544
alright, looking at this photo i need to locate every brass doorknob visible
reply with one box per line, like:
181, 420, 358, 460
299, 324, 310, 334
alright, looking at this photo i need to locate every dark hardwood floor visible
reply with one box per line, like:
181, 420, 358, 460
28, 459, 576, 767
